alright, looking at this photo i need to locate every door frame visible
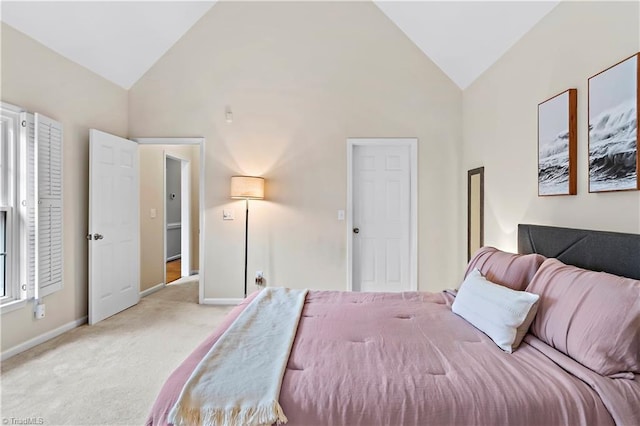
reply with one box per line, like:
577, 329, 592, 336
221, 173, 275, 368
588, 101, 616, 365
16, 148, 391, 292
346, 138, 418, 292
164, 153, 191, 280
135, 137, 206, 304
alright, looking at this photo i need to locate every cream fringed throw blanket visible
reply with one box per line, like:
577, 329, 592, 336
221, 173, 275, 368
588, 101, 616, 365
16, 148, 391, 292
168, 287, 308, 426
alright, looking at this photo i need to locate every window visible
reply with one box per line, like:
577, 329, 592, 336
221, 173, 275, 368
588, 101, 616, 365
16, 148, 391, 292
1, 104, 20, 306
0, 210, 7, 297
1, 102, 64, 312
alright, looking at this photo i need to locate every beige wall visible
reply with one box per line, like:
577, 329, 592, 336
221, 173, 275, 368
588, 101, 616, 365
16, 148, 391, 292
462, 1, 640, 258
1, 24, 129, 351
9, 0, 630, 355
129, 1, 463, 298
140, 144, 200, 291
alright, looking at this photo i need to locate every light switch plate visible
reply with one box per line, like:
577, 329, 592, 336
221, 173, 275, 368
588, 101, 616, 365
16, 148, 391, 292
150, 208, 157, 219
337, 210, 345, 221
223, 209, 234, 220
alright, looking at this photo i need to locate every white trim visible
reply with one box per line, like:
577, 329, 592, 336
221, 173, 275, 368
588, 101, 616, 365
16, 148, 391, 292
0, 206, 16, 304
163, 154, 169, 286
17, 111, 29, 302
190, 269, 199, 276
167, 222, 181, 230
1, 101, 24, 114
140, 282, 165, 298
1, 316, 87, 361
198, 142, 205, 304
1, 105, 24, 306
134, 137, 204, 145
202, 298, 243, 306
166, 254, 181, 262
346, 138, 418, 292
346, 141, 353, 291
0, 298, 27, 314
134, 137, 206, 305
179, 158, 190, 278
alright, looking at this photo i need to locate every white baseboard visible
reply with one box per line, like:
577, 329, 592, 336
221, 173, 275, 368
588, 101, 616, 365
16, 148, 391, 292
166, 255, 181, 262
1, 316, 88, 361
202, 298, 243, 305
140, 282, 165, 298
190, 270, 199, 276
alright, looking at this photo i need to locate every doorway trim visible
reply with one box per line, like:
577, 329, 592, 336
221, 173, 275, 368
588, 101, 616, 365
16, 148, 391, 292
134, 137, 206, 304
346, 138, 418, 292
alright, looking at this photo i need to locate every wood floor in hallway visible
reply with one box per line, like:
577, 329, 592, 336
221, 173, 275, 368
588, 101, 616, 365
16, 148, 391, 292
166, 259, 181, 283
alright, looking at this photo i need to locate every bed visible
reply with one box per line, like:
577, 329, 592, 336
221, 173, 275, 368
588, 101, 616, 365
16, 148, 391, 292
147, 224, 640, 425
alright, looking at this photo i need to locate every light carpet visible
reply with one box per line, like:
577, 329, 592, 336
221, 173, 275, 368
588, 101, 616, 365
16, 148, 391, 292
1, 277, 234, 425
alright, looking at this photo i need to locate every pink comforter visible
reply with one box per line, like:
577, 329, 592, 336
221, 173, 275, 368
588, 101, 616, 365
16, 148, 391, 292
147, 290, 639, 425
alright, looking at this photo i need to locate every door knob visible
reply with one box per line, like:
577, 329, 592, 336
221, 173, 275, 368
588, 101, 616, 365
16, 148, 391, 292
93, 233, 104, 240
353, 228, 360, 234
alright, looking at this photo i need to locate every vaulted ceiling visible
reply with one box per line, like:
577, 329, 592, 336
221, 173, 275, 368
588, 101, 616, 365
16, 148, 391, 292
0, 1, 559, 90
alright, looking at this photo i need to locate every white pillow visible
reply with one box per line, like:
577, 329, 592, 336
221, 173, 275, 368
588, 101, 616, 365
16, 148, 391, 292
452, 269, 539, 353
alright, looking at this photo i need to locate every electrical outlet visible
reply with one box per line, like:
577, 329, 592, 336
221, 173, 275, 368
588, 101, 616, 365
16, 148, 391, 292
35, 303, 45, 320
223, 209, 234, 220
255, 271, 264, 286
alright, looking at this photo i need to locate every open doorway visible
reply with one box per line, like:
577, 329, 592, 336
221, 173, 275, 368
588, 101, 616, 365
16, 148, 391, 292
165, 154, 190, 284
137, 138, 203, 302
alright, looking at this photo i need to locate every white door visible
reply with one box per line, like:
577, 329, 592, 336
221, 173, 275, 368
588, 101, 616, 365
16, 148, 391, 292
89, 129, 139, 324
351, 141, 416, 292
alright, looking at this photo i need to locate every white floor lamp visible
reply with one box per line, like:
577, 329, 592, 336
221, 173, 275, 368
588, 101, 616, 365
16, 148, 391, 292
230, 176, 265, 298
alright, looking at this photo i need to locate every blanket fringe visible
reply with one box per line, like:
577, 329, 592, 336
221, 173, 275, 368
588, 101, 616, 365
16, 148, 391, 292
169, 401, 288, 426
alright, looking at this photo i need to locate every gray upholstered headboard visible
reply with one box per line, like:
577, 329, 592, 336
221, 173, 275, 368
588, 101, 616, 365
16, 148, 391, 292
518, 224, 640, 280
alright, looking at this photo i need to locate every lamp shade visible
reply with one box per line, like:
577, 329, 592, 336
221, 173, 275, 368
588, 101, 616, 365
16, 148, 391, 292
230, 176, 265, 200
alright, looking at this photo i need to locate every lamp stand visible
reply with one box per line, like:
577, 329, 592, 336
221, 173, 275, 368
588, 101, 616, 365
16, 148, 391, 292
243, 199, 249, 298
230, 175, 264, 298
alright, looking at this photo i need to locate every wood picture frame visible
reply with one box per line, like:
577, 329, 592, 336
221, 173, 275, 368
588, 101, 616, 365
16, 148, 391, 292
537, 89, 577, 196
588, 52, 639, 193
467, 167, 484, 261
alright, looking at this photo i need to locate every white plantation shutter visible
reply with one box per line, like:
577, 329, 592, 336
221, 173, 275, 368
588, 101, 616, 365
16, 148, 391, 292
5, 106, 64, 306
35, 113, 63, 297
20, 113, 37, 299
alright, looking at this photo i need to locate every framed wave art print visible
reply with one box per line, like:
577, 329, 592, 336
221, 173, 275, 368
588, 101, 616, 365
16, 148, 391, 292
538, 89, 577, 196
588, 53, 639, 193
